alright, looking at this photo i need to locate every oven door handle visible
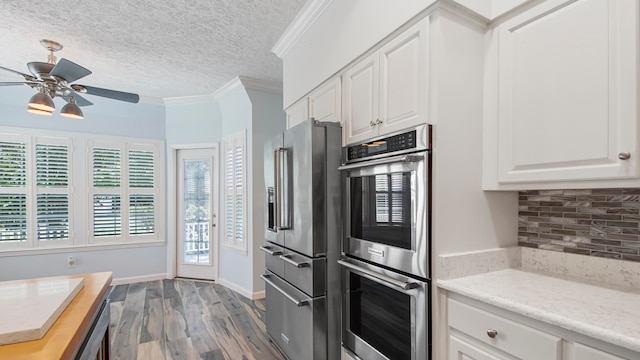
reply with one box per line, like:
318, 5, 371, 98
260, 274, 310, 307
338, 153, 424, 171
338, 259, 420, 290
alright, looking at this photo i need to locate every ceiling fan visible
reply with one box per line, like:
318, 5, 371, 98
0, 39, 139, 119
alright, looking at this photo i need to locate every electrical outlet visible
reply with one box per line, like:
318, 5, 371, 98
67, 256, 76, 268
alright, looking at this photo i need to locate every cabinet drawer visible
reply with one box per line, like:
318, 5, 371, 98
448, 298, 562, 360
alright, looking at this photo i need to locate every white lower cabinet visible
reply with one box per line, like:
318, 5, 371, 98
571, 343, 627, 360
448, 296, 639, 360
448, 298, 562, 360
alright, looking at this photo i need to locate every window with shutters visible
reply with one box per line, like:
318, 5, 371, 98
222, 131, 246, 252
0, 134, 72, 249
0, 127, 164, 253
89, 141, 159, 243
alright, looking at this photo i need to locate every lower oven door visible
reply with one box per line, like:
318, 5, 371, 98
339, 258, 430, 360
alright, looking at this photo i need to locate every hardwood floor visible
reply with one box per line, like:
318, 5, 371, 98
109, 279, 285, 360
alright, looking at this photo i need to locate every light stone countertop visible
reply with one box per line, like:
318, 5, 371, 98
0, 277, 84, 345
438, 267, 640, 354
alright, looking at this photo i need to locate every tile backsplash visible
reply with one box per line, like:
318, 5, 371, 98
518, 189, 640, 263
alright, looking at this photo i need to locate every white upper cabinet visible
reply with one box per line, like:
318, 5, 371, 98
309, 77, 341, 124
285, 97, 309, 129
484, 0, 639, 189
343, 18, 428, 145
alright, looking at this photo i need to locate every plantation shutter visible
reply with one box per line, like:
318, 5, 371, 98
129, 149, 155, 235
0, 140, 27, 242
36, 143, 70, 241
92, 147, 121, 237
222, 131, 246, 250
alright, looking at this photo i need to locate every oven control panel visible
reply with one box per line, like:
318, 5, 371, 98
345, 124, 430, 163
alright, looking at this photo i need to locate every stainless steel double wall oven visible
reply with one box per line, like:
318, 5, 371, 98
339, 124, 432, 360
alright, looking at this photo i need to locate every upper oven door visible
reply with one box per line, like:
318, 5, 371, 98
340, 151, 430, 279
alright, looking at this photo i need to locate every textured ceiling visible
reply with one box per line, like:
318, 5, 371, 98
0, 0, 306, 100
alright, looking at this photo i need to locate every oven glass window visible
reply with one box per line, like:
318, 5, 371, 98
350, 172, 412, 249
349, 272, 411, 360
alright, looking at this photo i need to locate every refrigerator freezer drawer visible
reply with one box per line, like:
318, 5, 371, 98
262, 272, 327, 360
261, 242, 285, 279
282, 250, 326, 298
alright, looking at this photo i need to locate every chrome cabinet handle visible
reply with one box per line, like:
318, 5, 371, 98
487, 329, 498, 339
619, 152, 631, 160
260, 274, 310, 307
338, 259, 419, 290
279, 254, 310, 268
375, 119, 383, 125
369, 120, 375, 127
259, 246, 283, 256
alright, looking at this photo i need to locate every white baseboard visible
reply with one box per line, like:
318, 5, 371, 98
111, 273, 168, 286
217, 277, 265, 300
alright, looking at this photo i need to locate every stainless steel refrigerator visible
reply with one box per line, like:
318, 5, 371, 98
260, 119, 341, 360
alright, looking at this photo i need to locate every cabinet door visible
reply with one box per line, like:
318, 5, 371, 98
309, 77, 341, 124
286, 98, 309, 129
572, 343, 627, 360
379, 18, 429, 135
449, 334, 513, 360
343, 51, 379, 145
495, 0, 639, 184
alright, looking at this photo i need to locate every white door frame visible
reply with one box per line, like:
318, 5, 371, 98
166, 143, 219, 280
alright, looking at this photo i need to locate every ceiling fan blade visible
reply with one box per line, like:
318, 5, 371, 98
0, 65, 37, 81
50, 58, 92, 83
63, 94, 93, 107
0, 82, 30, 86
77, 85, 139, 103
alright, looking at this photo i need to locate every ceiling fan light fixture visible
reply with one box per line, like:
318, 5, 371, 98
26, 106, 53, 116
60, 97, 84, 120
28, 88, 55, 112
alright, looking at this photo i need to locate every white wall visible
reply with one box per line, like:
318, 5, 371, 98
281, 0, 436, 107
245, 88, 287, 294
0, 86, 167, 282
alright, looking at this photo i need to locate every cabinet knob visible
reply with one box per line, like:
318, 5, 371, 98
376, 119, 383, 125
369, 120, 375, 127
486, 329, 498, 339
618, 152, 631, 160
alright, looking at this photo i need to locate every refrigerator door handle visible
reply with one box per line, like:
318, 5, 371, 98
260, 245, 283, 256
273, 148, 280, 231
279, 254, 311, 268
261, 274, 310, 307
276, 147, 291, 230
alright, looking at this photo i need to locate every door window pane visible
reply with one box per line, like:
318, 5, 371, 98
183, 159, 211, 264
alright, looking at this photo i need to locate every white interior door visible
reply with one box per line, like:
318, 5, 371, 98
176, 148, 218, 280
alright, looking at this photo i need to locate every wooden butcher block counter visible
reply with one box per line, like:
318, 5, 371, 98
0, 272, 112, 359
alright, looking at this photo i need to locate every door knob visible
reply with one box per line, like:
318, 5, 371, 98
618, 152, 631, 160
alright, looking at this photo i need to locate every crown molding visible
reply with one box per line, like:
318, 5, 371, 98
140, 96, 167, 106
213, 76, 282, 101
271, 0, 335, 59
162, 93, 215, 106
